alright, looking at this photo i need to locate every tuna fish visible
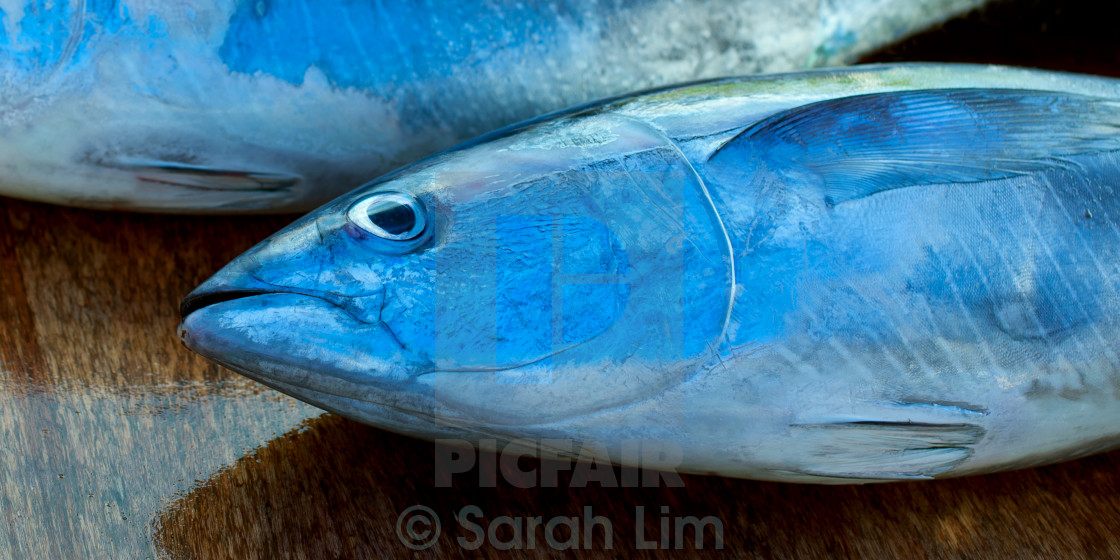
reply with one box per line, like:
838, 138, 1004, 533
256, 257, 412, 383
0, 0, 984, 212
179, 64, 1120, 482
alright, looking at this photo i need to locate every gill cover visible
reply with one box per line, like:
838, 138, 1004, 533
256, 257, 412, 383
416, 114, 734, 424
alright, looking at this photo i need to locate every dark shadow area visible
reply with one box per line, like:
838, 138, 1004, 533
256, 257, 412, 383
862, 0, 1120, 77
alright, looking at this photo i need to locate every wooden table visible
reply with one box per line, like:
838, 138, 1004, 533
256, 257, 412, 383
5, 0, 1120, 557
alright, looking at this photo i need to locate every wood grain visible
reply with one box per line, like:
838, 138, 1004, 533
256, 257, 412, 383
150, 413, 1120, 559
0, 199, 319, 559
4, 0, 1120, 557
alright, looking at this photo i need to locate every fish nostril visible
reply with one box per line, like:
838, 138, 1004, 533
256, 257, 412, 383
179, 290, 273, 319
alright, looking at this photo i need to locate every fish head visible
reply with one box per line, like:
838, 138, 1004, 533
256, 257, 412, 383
181, 113, 734, 431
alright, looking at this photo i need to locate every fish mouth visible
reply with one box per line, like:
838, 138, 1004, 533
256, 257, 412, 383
181, 280, 386, 324
179, 289, 274, 319
179, 289, 420, 395
178, 289, 444, 432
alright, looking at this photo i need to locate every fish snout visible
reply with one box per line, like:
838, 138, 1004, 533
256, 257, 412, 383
180, 213, 387, 323
178, 213, 420, 398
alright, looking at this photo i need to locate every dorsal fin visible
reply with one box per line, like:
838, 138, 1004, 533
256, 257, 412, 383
111, 158, 301, 192
708, 89, 1120, 204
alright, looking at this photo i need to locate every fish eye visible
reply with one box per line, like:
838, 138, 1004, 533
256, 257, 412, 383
347, 192, 427, 241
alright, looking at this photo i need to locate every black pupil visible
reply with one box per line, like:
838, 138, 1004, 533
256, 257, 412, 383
369, 200, 417, 236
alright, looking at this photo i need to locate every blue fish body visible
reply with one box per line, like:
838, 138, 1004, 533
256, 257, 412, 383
180, 64, 1120, 482
0, 0, 984, 212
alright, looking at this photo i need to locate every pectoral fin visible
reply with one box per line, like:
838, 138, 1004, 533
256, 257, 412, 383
708, 88, 1120, 205
112, 158, 301, 192
783, 421, 985, 480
